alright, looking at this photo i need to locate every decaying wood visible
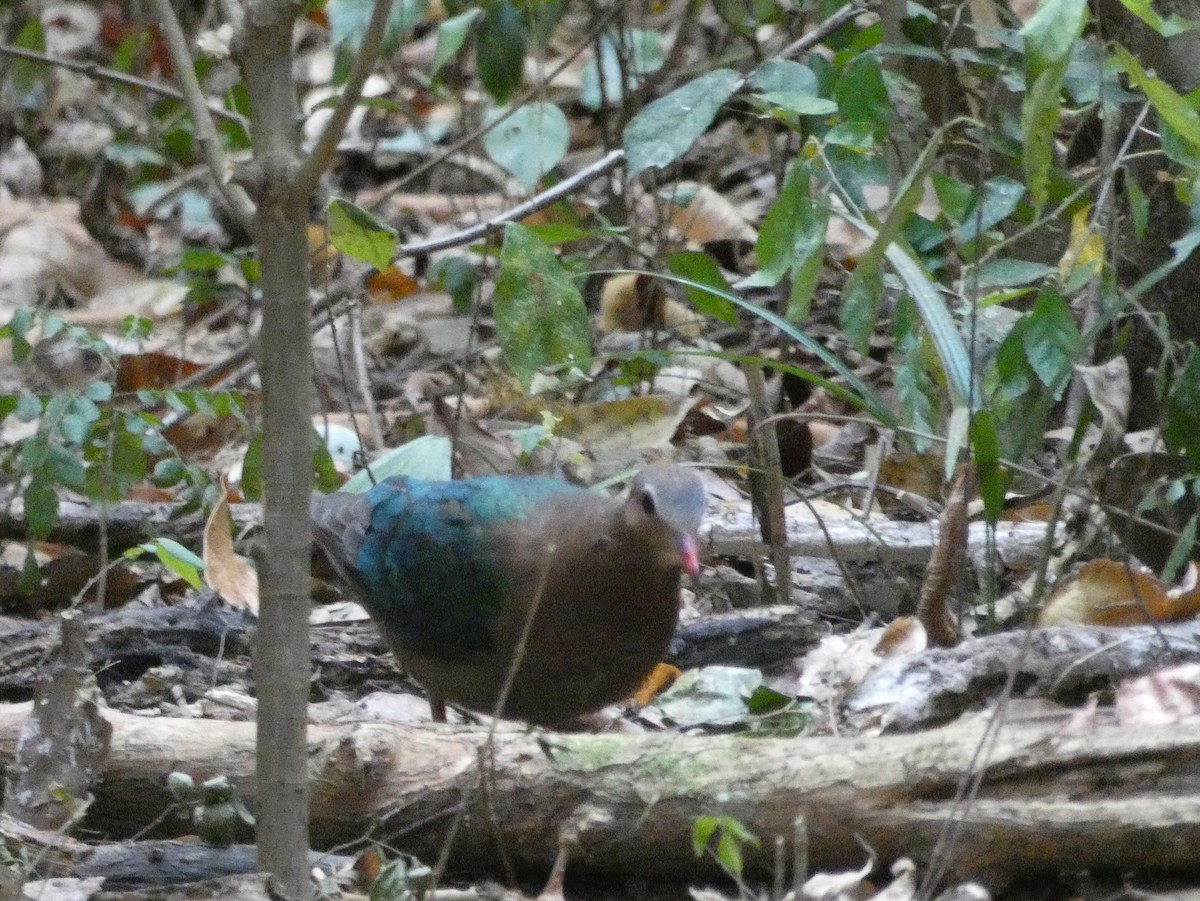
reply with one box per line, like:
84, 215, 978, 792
0, 598, 822, 707
846, 620, 1200, 730
0, 596, 256, 703
1, 701, 1199, 888
71, 841, 353, 889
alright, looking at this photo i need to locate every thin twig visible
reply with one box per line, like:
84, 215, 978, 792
147, 0, 254, 226
296, 0, 396, 194
349, 303, 384, 451
0, 42, 248, 129
428, 549, 556, 893
365, 4, 622, 212
393, 149, 626, 259
780, 2, 871, 58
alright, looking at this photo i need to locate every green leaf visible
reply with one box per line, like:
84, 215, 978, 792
15, 392, 40, 422
748, 58, 819, 95
24, 477, 59, 540
476, 0, 525, 104
19, 548, 41, 595
1114, 45, 1200, 161
429, 256, 478, 313
1019, 0, 1087, 207
241, 433, 263, 502
493, 223, 591, 389
523, 223, 592, 244
327, 198, 398, 271
5, 306, 34, 364
154, 457, 186, 487
969, 258, 1055, 290
739, 161, 826, 291
972, 409, 1005, 522
692, 817, 719, 857
48, 445, 86, 493
1126, 174, 1149, 240
1114, 0, 1197, 36
7, 19, 49, 105
1165, 346, 1200, 465
894, 301, 938, 452
834, 53, 889, 141
312, 431, 342, 494
483, 103, 569, 191
751, 91, 837, 116
840, 260, 883, 352
340, 435, 453, 493
1162, 513, 1198, 582
329, 0, 428, 58
431, 8, 481, 76
145, 538, 204, 589
665, 252, 738, 324
580, 30, 664, 110
110, 426, 148, 496
1021, 60, 1071, 208
931, 171, 973, 225
958, 177, 1025, 244
59, 414, 89, 444
1023, 288, 1081, 397
624, 69, 743, 178
1020, 0, 1088, 80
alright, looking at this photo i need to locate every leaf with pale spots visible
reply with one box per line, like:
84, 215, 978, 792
493, 224, 591, 390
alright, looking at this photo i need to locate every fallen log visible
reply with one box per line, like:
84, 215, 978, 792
0, 702, 1198, 889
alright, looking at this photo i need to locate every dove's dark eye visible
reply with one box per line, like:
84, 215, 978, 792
640, 488, 657, 517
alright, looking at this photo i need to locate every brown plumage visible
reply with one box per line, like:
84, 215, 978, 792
311, 466, 706, 725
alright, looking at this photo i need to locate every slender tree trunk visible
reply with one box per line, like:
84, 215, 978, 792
235, 5, 313, 897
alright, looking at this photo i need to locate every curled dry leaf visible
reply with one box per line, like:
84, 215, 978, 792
203, 477, 259, 614
802, 850, 875, 901
664, 183, 759, 246
1038, 558, 1200, 627
798, 618, 927, 707
598, 274, 702, 338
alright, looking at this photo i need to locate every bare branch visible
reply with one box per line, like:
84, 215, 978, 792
147, 0, 255, 227
297, 0, 398, 195
0, 43, 248, 129
394, 149, 627, 258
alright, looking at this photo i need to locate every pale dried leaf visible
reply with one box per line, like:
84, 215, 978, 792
42, 2, 100, 56
802, 852, 875, 900
1116, 663, 1200, 726
870, 858, 916, 901
666, 183, 758, 245
557, 395, 698, 456
203, 479, 259, 614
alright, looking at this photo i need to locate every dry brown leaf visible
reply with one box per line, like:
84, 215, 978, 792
1038, 559, 1200, 627
203, 477, 259, 614
873, 616, 927, 658
664, 183, 758, 246
115, 351, 204, 391
365, 266, 420, 303
597, 273, 702, 338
